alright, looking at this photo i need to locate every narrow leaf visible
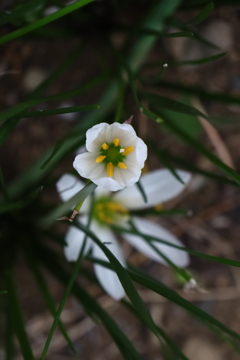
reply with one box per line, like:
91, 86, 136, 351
171, 52, 227, 66
73, 221, 160, 338
40, 236, 87, 360
24, 250, 77, 354
16, 105, 100, 118
136, 180, 148, 203
187, 2, 214, 25
142, 91, 210, 120
0, 0, 94, 45
154, 108, 240, 186
112, 225, 240, 268
38, 244, 142, 360
157, 80, 240, 106
5, 271, 35, 360
40, 181, 97, 228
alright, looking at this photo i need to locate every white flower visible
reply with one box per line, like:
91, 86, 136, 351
56, 169, 191, 300
73, 122, 147, 192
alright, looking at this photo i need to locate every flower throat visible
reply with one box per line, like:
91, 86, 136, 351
95, 138, 134, 177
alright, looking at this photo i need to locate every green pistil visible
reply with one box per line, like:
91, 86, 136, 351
100, 142, 125, 166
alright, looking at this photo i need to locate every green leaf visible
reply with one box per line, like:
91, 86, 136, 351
0, 0, 95, 45
132, 208, 189, 217
157, 80, 240, 106
128, 265, 240, 348
142, 91, 210, 120
38, 244, 142, 360
24, 249, 77, 354
153, 107, 240, 186
138, 29, 193, 38
5, 294, 14, 360
148, 141, 236, 186
159, 95, 202, 139
86, 256, 240, 351
0, 0, 47, 26
0, 186, 42, 214
128, 0, 182, 71
122, 299, 190, 360
162, 30, 193, 38
135, 180, 148, 203
5, 271, 35, 360
40, 181, 97, 228
73, 221, 160, 339
28, 42, 86, 100
170, 52, 227, 66
186, 2, 214, 25
143, 52, 226, 70
40, 235, 87, 360
8, 81, 118, 199
16, 105, 100, 118
112, 225, 240, 268
8, 0, 183, 199
128, 219, 191, 282
0, 167, 9, 201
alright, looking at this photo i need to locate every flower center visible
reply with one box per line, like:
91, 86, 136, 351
93, 197, 129, 225
95, 138, 134, 177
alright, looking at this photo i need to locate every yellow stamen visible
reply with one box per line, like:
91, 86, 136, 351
113, 138, 120, 147
98, 211, 113, 224
122, 146, 134, 155
96, 155, 106, 163
118, 162, 127, 169
154, 204, 164, 211
106, 202, 128, 213
101, 143, 109, 150
107, 162, 114, 177
95, 203, 104, 210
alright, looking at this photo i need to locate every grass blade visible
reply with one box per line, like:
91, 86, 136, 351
144, 52, 226, 69
5, 295, 14, 360
142, 91, 210, 120
154, 108, 240, 185
28, 42, 86, 99
148, 142, 236, 186
39, 237, 87, 360
122, 299, 189, 360
135, 180, 148, 203
16, 105, 100, 118
5, 271, 35, 360
86, 256, 240, 351
157, 80, 240, 106
170, 52, 227, 66
112, 225, 240, 268
73, 221, 160, 339
186, 2, 214, 25
0, 186, 42, 214
38, 244, 142, 360
24, 249, 77, 354
0, 0, 94, 45
40, 181, 97, 228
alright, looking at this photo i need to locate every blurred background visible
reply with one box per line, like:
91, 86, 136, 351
1, 1, 240, 359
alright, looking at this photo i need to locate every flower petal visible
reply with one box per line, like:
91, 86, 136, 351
73, 152, 105, 179
133, 137, 148, 168
92, 223, 126, 300
123, 216, 190, 268
86, 123, 109, 152
113, 169, 191, 210
64, 216, 93, 261
105, 122, 137, 147
92, 163, 141, 192
56, 173, 90, 212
